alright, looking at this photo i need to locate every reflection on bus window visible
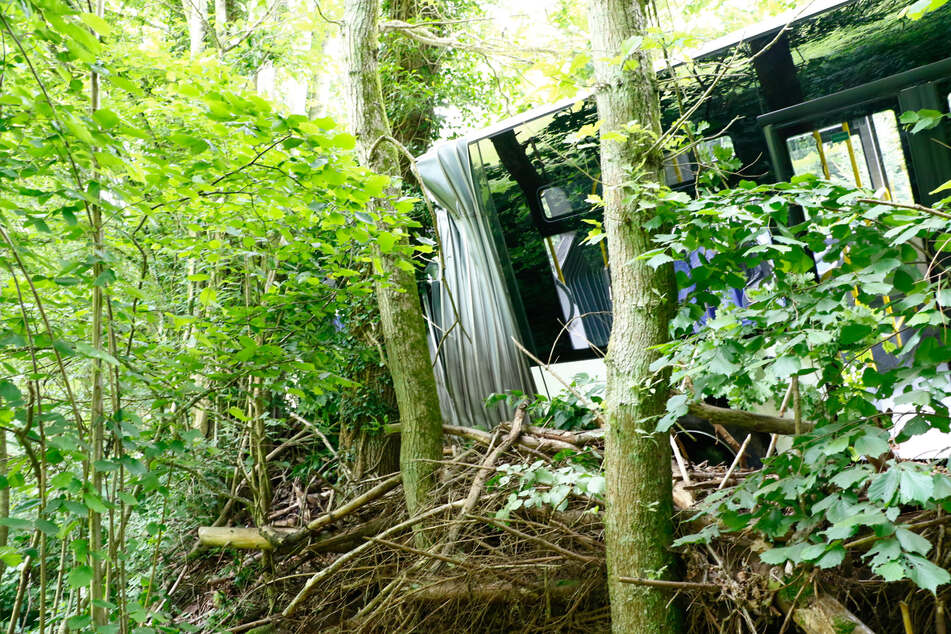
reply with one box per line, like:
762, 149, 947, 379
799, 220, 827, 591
697, 136, 736, 164
663, 152, 695, 185
539, 172, 599, 219
543, 231, 612, 351
473, 99, 605, 359
663, 136, 735, 186
786, 110, 913, 202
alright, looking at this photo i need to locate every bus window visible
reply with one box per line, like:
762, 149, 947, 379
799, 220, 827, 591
697, 136, 736, 165
786, 110, 914, 202
663, 152, 695, 185
543, 231, 612, 351
871, 111, 914, 203
539, 173, 599, 220
663, 136, 735, 186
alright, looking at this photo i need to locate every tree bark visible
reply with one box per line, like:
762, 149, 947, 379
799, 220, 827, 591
586, 0, 681, 632
344, 0, 443, 518
0, 431, 7, 576
182, 0, 207, 56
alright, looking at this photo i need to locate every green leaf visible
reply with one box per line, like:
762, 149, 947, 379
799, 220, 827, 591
899, 468, 934, 504
63, 500, 89, 517
0, 381, 22, 404
830, 464, 874, 489
68, 565, 94, 589
0, 546, 22, 567
815, 545, 846, 569
868, 469, 900, 505
331, 133, 355, 149
109, 75, 144, 96
760, 543, 805, 565
51, 472, 78, 489
83, 493, 110, 514
853, 431, 890, 458
930, 179, 951, 195
198, 287, 217, 306
79, 12, 113, 36
905, 554, 950, 593
769, 356, 800, 379
73, 342, 120, 366
875, 559, 906, 582
169, 133, 210, 154
118, 491, 139, 506
0, 517, 34, 531
840, 323, 873, 345
377, 231, 398, 254
92, 109, 119, 129
895, 527, 931, 555
228, 406, 248, 421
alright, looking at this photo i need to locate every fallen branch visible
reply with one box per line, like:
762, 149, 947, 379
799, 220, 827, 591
718, 434, 752, 490
470, 514, 600, 564
390, 577, 589, 603
617, 576, 720, 592
197, 527, 296, 550
197, 474, 402, 550
784, 594, 876, 634
686, 401, 813, 435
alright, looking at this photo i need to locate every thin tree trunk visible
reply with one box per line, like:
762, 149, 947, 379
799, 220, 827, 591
343, 0, 443, 517
88, 0, 107, 622
586, 0, 681, 632
215, 0, 227, 40
0, 430, 7, 576
182, 0, 207, 56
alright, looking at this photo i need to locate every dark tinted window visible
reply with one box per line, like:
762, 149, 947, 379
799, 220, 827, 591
471, 100, 605, 360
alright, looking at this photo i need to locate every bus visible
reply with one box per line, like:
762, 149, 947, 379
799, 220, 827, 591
415, 0, 951, 443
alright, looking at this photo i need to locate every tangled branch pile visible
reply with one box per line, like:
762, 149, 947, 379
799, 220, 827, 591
180, 415, 949, 634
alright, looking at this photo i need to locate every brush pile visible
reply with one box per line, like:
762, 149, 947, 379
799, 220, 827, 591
176, 412, 950, 634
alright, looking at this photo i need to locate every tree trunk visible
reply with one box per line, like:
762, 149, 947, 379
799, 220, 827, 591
343, 0, 443, 517
586, 0, 681, 632
0, 430, 7, 576
182, 0, 207, 56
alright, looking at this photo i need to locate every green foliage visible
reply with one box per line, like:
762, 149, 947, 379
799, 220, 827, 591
646, 177, 951, 592
899, 108, 951, 196
0, 0, 426, 629
486, 373, 604, 431
491, 457, 604, 519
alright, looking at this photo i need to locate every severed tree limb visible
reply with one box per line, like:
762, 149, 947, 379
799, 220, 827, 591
779, 594, 876, 634
686, 400, 813, 435
516, 424, 604, 446
197, 473, 402, 550
197, 527, 296, 550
